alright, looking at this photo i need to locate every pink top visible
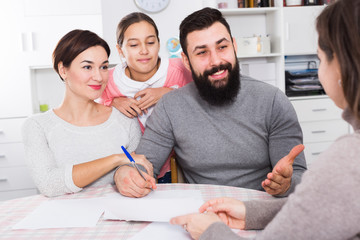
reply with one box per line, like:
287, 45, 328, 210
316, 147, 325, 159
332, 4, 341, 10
101, 58, 192, 108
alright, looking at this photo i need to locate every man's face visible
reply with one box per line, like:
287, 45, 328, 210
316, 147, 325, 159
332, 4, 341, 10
182, 22, 240, 106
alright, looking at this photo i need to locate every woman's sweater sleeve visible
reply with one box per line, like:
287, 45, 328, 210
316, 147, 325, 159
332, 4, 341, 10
127, 117, 142, 153
21, 118, 82, 197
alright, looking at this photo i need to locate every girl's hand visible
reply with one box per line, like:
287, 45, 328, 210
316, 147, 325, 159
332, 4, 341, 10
134, 87, 173, 110
112, 97, 142, 118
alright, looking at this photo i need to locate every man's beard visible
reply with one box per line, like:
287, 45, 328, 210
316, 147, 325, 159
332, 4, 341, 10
189, 59, 240, 106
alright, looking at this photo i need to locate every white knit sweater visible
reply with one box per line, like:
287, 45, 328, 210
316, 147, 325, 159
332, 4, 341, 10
22, 108, 141, 197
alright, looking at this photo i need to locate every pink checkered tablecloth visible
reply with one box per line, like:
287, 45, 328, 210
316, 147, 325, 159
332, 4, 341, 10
0, 184, 273, 239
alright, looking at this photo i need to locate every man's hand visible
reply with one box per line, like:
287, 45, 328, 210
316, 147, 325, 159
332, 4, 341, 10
134, 87, 173, 111
262, 144, 305, 196
112, 96, 142, 118
114, 166, 157, 198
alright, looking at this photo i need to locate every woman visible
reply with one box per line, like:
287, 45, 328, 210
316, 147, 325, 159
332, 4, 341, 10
100, 12, 193, 182
22, 30, 155, 197
170, 0, 360, 239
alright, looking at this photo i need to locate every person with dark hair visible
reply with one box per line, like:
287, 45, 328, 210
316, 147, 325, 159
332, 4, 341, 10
114, 7, 306, 198
22, 29, 154, 197
100, 12, 192, 182
170, 1, 360, 239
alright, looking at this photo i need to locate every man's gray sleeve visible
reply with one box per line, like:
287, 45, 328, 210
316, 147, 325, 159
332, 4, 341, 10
269, 90, 307, 197
136, 99, 175, 177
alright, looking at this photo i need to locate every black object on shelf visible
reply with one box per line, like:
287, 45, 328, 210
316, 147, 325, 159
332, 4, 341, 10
304, 0, 319, 5
285, 69, 325, 97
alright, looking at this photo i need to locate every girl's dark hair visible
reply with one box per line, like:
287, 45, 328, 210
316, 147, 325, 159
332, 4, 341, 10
116, 12, 159, 46
179, 7, 233, 57
53, 29, 110, 81
316, 0, 360, 120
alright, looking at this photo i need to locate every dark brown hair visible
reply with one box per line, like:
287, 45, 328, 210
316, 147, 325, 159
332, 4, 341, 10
317, 0, 360, 119
179, 7, 233, 57
53, 29, 110, 81
116, 12, 159, 47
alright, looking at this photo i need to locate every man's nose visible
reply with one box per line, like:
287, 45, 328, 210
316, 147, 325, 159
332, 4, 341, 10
209, 50, 221, 66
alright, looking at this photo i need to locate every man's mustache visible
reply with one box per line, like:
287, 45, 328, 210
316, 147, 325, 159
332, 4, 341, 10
203, 63, 232, 77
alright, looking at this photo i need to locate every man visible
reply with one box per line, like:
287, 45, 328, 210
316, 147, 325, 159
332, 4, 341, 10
114, 7, 307, 198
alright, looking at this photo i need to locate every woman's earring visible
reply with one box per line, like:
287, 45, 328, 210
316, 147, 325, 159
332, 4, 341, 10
338, 79, 342, 87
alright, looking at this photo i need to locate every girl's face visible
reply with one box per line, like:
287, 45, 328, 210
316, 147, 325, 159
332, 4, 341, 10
59, 46, 109, 101
118, 21, 160, 81
317, 47, 347, 109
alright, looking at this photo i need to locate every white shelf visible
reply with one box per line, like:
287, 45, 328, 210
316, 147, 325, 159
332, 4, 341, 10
220, 7, 280, 15
238, 53, 282, 59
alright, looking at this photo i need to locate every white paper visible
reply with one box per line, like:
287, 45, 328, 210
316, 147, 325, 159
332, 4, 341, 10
103, 190, 204, 222
128, 222, 191, 240
12, 198, 104, 229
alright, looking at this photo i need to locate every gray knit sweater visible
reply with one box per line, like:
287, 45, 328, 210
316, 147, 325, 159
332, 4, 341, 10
136, 76, 307, 196
22, 108, 141, 197
200, 109, 360, 240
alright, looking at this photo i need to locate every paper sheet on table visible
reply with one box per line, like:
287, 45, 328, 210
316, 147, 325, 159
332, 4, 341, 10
129, 222, 191, 240
103, 190, 204, 222
12, 198, 104, 229
129, 222, 241, 240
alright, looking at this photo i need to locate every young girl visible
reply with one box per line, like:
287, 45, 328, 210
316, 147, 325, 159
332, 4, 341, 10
101, 12, 193, 182
22, 30, 155, 197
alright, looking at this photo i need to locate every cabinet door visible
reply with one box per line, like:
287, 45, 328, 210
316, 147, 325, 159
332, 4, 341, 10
0, 1, 32, 118
22, 0, 102, 67
283, 6, 325, 55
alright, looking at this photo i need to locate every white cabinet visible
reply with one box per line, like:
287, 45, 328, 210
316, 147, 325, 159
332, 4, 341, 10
0, 118, 37, 201
0, 1, 32, 119
283, 6, 325, 55
22, 0, 102, 68
291, 97, 349, 166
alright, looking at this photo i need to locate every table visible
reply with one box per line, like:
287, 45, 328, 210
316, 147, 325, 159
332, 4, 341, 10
0, 184, 273, 239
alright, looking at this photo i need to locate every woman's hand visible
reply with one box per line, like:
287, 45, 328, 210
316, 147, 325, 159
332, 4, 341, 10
111, 96, 142, 118
199, 197, 246, 230
134, 87, 173, 111
170, 212, 222, 240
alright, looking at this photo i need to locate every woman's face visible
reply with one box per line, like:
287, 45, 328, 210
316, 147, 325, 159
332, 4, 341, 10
317, 47, 347, 109
60, 46, 109, 101
118, 21, 160, 80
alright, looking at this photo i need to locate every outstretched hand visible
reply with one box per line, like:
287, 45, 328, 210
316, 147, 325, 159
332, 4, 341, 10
262, 144, 305, 196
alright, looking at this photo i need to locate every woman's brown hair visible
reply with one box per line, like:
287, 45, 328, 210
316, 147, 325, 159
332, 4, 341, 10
317, 0, 360, 119
53, 29, 110, 81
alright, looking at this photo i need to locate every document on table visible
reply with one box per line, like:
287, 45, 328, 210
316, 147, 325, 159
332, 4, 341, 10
129, 222, 191, 240
12, 198, 105, 230
103, 190, 204, 222
129, 222, 241, 240
12, 190, 204, 229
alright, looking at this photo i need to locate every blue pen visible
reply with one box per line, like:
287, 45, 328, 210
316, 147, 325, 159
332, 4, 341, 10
121, 146, 147, 181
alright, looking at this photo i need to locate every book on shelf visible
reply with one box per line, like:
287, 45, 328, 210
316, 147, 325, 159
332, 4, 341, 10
237, 0, 273, 8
